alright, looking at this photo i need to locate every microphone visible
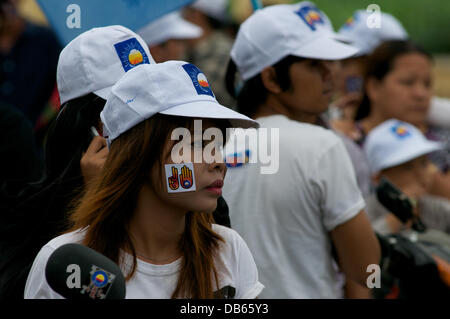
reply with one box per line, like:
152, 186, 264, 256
45, 243, 126, 299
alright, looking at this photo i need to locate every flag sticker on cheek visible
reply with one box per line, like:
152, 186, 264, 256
165, 163, 196, 193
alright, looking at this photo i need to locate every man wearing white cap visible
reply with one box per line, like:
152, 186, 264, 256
137, 11, 203, 62
286, 1, 373, 199
222, 3, 380, 298
364, 119, 450, 235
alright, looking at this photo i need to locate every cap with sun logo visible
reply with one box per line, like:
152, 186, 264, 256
231, 2, 359, 81
364, 119, 442, 174
100, 61, 259, 146
57, 25, 155, 105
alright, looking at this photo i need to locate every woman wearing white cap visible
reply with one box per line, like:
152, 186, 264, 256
24, 61, 264, 299
222, 3, 380, 298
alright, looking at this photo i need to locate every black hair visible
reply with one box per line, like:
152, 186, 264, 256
0, 93, 105, 299
355, 40, 433, 121
225, 55, 305, 118
44, 93, 105, 180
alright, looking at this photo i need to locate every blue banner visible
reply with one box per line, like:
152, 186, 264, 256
36, 0, 194, 46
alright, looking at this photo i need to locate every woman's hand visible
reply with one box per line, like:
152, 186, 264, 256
80, 136, 109, 185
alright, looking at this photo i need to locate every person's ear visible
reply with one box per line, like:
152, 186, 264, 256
149, 44, 166, 63
366, 77, 382, 102
372, 172, 381, 184
260, 67, 282, 94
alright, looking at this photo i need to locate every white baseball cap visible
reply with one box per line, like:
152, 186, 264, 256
101, 61, 259, 145
292, 2, 352, 43
57, 25, 155, 105
230, 3, 359, 81
364, 119, 442, 174
191, 0, 229, 22
338, 10, 409, 56
137, 11, 203, 47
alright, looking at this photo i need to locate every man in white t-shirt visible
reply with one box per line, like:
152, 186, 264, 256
222, 3, 381, 298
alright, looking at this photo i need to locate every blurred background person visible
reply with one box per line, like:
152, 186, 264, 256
0, 0, 61, 149
0, 101, 42, 183
364, 119, 450, 236
329, 10, 408, 138
183, 0, 237, 109
349, 40, 450, 200
137, 11, 203, 63
331, 9, 450, 140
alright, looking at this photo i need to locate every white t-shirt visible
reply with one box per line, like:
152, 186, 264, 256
24, 224, 264, 299
222, 115, 365, 298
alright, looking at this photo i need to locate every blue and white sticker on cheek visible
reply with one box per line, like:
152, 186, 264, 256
165, 163, 196, 193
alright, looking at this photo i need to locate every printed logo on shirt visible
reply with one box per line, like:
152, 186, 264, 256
182, 63, 215, 98
295, 4, 324, 31
114, 37, 150, 72
225, 150, 250, 168
80, 265, 116, 299
391, 123, 411, 139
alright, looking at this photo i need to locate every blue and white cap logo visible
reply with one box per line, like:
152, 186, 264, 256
341, 12, 359, 31
295, 5, 325, 31
391, 122, 412, 139
114, 37, 151, 72
182, 63, 215, 98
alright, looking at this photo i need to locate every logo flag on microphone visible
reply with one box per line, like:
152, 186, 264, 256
80, 265, 116, 299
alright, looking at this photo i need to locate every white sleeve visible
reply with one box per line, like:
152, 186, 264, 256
24, 245, 64, 299
428, 96, 450, 129
232, 231, 265, 299
311, 138, 366, 231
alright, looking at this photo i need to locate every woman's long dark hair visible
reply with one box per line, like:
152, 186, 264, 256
44, 93, 105, 180
354, 40, 432, 121
68, 114, 225, 298
0, 93, 105, 299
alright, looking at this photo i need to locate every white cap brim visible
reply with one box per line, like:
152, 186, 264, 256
168, 19, 203, 41
93, 86, 113, 100
292, 35, 359, 60
377, 141, 442, 172
159, 100, 259, 129
138, 13, 203, 46
332, 32, 353, 45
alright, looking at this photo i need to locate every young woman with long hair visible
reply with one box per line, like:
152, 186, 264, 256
24, 61, 263, 299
